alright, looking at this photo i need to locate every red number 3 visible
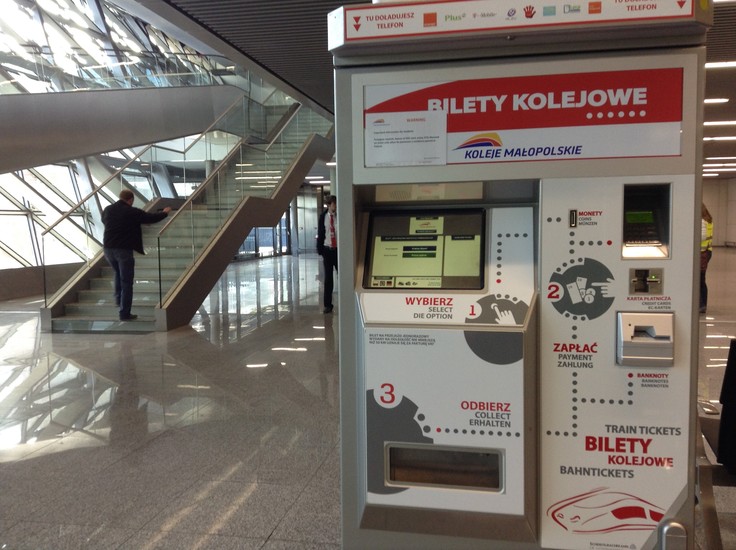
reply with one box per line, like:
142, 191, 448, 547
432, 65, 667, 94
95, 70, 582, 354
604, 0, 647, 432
379, 383, 396, 404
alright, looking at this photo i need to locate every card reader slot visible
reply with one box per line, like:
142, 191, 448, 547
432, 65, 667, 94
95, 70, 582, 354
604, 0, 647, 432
633, 326, 670, 340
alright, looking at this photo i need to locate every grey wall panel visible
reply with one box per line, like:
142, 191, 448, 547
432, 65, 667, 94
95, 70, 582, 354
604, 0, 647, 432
0, 85, 243, 173
0, 263, 83, 301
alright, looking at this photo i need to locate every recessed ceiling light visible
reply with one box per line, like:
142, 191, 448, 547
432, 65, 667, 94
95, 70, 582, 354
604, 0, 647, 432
237, 170, 281, 174
705, 61, 736, 69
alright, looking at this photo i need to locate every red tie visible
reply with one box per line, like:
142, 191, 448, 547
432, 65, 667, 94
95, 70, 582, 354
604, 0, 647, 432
330, 213, 337, 248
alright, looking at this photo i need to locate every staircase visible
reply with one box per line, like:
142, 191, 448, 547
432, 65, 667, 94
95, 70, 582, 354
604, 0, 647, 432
42, 106, 334, 333
46, 210, 206, 332
155, 109, 334, 331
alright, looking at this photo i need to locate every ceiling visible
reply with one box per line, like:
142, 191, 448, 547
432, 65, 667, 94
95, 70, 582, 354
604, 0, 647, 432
162, 0, 736, 179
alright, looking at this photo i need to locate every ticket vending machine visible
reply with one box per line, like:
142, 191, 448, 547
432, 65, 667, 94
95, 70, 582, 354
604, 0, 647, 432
329, 2, 711, 549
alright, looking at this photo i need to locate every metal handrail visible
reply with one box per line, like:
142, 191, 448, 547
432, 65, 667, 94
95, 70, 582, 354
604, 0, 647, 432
155, 101, 303, 236
40, 145, 155, 236
155, 136, 247, 235
40, 91, 248, 237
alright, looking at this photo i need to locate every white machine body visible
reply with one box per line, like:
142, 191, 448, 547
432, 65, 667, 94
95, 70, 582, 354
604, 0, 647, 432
331, 2, 709, 549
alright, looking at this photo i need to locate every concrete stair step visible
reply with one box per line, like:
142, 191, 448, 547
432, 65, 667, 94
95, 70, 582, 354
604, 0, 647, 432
99, 266, 183, 279
76, 289, 162, 303
204, 190, 274, 202
142, 242, 201, 252
89, 277, 176, 291
135, 256, 195, 269
64, 302, 157, 316
51, 315, 156, 333
143, 230, 219, 242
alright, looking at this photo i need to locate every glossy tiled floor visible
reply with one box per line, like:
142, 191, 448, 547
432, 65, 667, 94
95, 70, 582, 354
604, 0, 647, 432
696, 246, 736, 550
0, 254, 340, 549
1, 250, 735, 549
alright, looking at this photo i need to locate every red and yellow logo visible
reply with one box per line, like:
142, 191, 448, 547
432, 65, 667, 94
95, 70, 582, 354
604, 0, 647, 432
455, 132, 503, 149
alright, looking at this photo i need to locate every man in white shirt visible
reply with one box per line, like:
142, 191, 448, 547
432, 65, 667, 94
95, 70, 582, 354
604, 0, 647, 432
317, 196, 337, 313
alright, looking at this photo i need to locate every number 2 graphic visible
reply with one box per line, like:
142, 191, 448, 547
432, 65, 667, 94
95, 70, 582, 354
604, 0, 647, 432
547, 282, 562, 302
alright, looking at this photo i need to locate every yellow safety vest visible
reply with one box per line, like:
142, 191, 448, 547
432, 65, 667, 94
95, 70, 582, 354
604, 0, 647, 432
701, 220, 713, 252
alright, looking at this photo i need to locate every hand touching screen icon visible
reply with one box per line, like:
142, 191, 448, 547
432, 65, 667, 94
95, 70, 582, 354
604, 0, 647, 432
493, 303, 516, 325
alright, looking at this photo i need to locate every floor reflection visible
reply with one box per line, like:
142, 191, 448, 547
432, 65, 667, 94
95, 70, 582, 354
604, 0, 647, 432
191, 255, 322, 345
0, 254, 341, 548
1, 248, 732, 548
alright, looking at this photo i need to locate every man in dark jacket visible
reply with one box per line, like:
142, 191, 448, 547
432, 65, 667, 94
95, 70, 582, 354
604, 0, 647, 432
317, 195, 337, 313
102, 190, 171, 321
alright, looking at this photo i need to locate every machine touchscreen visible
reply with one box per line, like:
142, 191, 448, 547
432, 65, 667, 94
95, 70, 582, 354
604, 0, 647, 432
621, 183, 670, 257
623, 210, 662, 246
363, 209, 485, 290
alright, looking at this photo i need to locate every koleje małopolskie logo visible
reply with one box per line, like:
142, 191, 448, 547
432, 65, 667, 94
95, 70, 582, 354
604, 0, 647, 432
455, 132, 503, 149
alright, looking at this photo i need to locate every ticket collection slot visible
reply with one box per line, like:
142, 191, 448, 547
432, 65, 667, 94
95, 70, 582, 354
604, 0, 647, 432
387, 445, 503, 491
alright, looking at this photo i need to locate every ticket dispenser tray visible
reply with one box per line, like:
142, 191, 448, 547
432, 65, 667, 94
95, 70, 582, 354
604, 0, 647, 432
616, 312, 674, 367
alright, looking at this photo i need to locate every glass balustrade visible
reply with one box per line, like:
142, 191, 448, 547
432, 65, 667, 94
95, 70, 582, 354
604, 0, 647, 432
0, 46, 265, 94
0, 0, 313, 276
155, 105, 334, 306
16, 46, 289, 275
39, 76, 332, 319
39, 148, 159, 304
5, 0, 336, 330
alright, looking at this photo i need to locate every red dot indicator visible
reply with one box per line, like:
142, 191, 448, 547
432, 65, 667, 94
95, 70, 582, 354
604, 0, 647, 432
496, 279, 502, 284
628, 373, 633, 378
436, 427, 441, 433
607, 240, 613, 246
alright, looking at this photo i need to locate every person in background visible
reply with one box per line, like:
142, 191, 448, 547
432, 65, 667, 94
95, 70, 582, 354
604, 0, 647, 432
700, 203, 714, 314
102, 189, 171, 321
317, 195, 337, 314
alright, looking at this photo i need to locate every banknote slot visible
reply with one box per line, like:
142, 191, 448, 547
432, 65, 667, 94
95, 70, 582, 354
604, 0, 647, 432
387, 444, 502, 491
616, 312, 674, 367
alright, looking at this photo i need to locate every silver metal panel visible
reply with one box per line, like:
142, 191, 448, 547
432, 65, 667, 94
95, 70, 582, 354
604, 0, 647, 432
0, 85, 243, 174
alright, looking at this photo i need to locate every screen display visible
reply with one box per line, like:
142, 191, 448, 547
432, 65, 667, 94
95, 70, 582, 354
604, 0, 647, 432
622, 184, 670, 253
363, 209, 485, 290
623, 208, 663, 246
625, 210, 655, 224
